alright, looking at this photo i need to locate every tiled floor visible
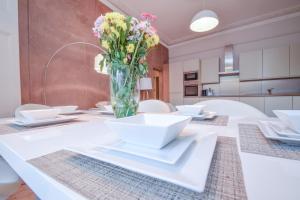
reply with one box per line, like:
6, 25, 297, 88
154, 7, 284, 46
8, 182, 35, 200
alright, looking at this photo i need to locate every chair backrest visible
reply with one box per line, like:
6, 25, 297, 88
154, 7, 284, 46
138, 100, 171, 113
195, 99, 267, 118
14, 104, 50, 118
167, 103, 177, 112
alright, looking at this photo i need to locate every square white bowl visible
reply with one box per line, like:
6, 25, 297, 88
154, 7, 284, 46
273, 110, 300, 133
53, 105, 78, 114
19, 109, 60, 122
104, 105, 113, 112
105, 114, 192, 149
176, 105, 206, 115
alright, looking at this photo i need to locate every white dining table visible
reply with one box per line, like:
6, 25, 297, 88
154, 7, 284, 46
0, 114, 299, 200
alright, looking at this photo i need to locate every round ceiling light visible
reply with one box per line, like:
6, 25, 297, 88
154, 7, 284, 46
190, 10, 219, 32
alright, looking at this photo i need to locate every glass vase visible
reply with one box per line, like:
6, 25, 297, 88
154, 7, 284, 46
109, 66, 140, 118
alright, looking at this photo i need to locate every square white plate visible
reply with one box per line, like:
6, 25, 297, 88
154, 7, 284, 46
97, 110, 114, 115
12, 115, 78, 127
268, 121, 300, 139
67, 132, 217, 193
258, 120, 300, 145
95, 134, 196, 164
60, 110, 85, 115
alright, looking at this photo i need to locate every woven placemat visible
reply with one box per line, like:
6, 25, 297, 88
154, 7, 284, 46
192, 115, 229, 126
28, 136, 247, 200
239, 124, 300, 161
0, 119, 86, 135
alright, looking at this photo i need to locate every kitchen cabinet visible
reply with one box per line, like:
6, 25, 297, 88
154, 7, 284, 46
239, 97, 264, 113
264, 96, 292, 117
183, 59, 200, 72
183, 97, 201, 105
170, 92, 183, 105
293, 96, 300, 109
290, 44, 300, 77
239, 50, 262, 80
239, 81, 262, 95
169, 62, 183, 93
201, 57, 219, 84
263, 46, 289, 78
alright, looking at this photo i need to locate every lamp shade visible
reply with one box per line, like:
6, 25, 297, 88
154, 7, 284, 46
190, 10, 219, 32
140, 77, 152, 90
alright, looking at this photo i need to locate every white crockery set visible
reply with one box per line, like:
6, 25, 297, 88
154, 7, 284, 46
258, 110, 300, 145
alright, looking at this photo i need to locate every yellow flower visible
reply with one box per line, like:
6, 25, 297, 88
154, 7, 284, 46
105, 12, 125, 21
110, 27, 120, 38
102, 40, 110, 49
101, 22, 109, 32
123, 58, 128, 64
152, 34, 160, 45
114, 19, 127, 31
126, 44, 135, 53
145, 34, 160, 48
145, 37, 153, 48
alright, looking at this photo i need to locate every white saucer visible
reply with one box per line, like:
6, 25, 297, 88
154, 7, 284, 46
185, 111, 217, 120
258, 120, 300, 145
12, 115, 78, 127
268, 121, 300, 139
95, 134, 196, 164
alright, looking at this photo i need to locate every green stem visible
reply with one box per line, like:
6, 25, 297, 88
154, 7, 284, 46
130, 31, 145, 67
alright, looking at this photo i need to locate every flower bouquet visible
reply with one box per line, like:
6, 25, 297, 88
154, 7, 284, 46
93, 12, 159, 118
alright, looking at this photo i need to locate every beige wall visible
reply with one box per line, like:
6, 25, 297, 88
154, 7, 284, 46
0, 0, 21, 117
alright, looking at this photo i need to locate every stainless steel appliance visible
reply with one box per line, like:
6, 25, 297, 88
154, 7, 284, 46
184, 71, 199, 97
184, 71, 198, 81
184, 84, 198, 96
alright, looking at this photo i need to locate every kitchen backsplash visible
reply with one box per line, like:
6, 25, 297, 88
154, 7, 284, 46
203, 77, 300, 96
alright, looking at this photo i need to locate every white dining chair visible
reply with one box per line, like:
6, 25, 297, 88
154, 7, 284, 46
167, 103, 177, 112
14, 104, 50, 119
0, 157, 20, 200
195, 99, 267, 118
138, 100, 171, 113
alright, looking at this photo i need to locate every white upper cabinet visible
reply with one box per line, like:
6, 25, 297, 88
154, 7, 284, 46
169, 62, 183, 93
183, 59, 200, 72
290, 44, 300, 77
201, 57, 219, 84
239, 50, 262, 80
263, 46, 289, 78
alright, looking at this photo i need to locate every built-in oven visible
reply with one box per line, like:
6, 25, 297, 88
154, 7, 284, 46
184, 71, 198, 81
183, 71, 199, 97
184, 84, 199, 97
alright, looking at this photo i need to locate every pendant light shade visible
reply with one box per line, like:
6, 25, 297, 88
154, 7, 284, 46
190, 10, 219, 32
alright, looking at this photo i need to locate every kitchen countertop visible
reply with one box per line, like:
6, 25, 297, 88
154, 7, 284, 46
197, 93, 300, 97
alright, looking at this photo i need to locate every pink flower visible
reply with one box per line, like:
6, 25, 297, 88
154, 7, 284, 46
147, 26, 157, 35
92, 15, 104, 38
94, 15, 104, 28
140, 12, 157, 22
136, 21, 148, 31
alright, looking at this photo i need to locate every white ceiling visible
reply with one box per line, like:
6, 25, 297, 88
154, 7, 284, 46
101, 0, 300, 46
